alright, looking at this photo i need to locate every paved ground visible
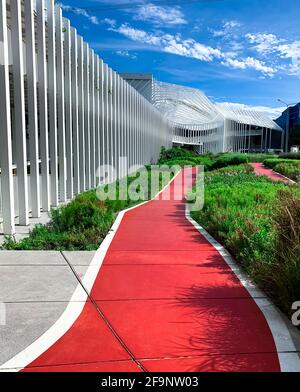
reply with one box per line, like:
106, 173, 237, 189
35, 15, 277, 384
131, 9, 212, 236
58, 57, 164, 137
0, 251, 95, 365
250, 162, 295, 183
1, 168, 300, 372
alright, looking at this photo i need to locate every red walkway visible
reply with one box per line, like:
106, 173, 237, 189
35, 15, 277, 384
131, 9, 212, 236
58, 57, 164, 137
22, 169, 280, 372
251, 162, 292, 183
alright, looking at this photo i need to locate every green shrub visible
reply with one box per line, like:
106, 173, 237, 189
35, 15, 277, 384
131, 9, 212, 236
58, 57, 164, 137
161, 159, 196, 167
158, 146, 196, 164
274, 162, 300, 182
245, 153, 278, 162
263, 158, 297, 169
210, 153, 249, 169
252, 190, 300, 314
279, 153, 300, 160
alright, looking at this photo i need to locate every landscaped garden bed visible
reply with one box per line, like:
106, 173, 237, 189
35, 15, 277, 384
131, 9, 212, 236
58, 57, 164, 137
189, 164, 300, 316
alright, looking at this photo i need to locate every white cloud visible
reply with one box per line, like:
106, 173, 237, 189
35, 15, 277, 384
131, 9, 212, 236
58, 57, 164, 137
60, 4, 99, 25
222, 56, 276, 76
246, 33, 284, 54
224, 21, 241, 29
102, 18, 117, 28
277, 41, 300, 76
210, 20, 241, 37
116, 50, 137, 59
246, 32, 300, 76
164, 39, 222, 61
112, 24, 163, 46
111, 23, 277, 77
133, 3, 187, 26
112, 24, 223, 62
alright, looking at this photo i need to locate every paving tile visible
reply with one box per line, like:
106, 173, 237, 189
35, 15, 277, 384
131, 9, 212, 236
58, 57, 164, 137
88, 264, 250, 300
99, 298, 278, 360
0, 302, 68, 365
26, 303, 131, 368
23, 360, 141, 372
141, 353, 280, 372
103, 250, 226, 266
0, 265, 84, 302
62, 251, 97, 266
0, 251, 65, 266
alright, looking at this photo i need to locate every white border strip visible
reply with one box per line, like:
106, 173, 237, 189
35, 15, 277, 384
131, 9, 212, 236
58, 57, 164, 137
0, 170, 180, 372
185, 204, 300, 372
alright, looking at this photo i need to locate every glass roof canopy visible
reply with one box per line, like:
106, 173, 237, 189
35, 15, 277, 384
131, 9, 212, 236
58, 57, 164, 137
152, 80, 282, 131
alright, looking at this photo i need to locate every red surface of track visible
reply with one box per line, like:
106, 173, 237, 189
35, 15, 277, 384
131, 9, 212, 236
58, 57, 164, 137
251, 162, 292, 183
22, 169, 280, 372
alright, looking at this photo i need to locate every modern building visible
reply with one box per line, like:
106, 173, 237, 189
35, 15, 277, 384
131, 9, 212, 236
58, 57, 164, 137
123, 74, 284, 154
275, 103, 300, 130
275, 103, 300, 150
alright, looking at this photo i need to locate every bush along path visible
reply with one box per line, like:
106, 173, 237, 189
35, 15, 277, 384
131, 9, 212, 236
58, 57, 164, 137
2, 168, 299, 372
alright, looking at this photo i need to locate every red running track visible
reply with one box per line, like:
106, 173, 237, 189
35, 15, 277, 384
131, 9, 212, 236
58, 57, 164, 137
251, 162, 292, 183
22, 169, 280, 372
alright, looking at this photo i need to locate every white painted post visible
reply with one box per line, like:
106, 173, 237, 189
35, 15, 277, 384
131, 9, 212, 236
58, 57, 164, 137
84, 43, 90, 190
108, 68, 113, 181
24, 0, 40, 218
89, 49, 95, 188
128, 84, 132, 171
77, 36, 85, 192
56, 6, 67, 202
47, 0, 59, 207
95, 55, 100, 185
11, 0, 29, 226
113, 72, 117, 179
0, 0, 15, 234
122, 79, 127, 177
71, 28, 80, 195
64, 18, 73, 199
118, 75, 122, 177
103, 64, 109, 183
37, 0, 50, 212
120, 77, 125, 177
98, 60, 104, 183
134, 90, 138, 167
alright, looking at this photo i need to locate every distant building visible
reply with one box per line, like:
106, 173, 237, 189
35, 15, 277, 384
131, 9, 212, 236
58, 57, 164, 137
275, 103, 300, 150
122, 73, 284, 154
275, 103, 300, 129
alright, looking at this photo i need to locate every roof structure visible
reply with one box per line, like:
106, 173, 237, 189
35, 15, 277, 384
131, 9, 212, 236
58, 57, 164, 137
152, 80, 282, 131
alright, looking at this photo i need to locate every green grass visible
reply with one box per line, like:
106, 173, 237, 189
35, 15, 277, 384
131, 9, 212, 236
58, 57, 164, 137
159, 147, 277, 170
190, 164, 300, 316
1, 167, 175, 251
263, 158, 298, 169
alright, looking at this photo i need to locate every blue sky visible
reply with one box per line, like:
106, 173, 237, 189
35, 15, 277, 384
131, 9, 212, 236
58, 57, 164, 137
59, 0, 300, 118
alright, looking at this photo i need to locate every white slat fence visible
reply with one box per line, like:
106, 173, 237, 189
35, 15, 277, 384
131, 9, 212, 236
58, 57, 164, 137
0, 0, 172, 235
